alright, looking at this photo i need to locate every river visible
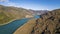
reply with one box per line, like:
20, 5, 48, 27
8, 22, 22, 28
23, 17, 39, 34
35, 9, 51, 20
0, 15, 40, 34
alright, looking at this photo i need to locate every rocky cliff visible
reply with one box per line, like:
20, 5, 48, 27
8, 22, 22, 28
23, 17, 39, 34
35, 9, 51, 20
14, 9, 60, 34
31, 9, 60, 34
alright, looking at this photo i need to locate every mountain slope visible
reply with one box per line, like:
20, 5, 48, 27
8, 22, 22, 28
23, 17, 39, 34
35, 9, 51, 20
13, 9, 60, 34
14, 19, 36, 34
0, 5, 33, 25
31, 9, 60, 34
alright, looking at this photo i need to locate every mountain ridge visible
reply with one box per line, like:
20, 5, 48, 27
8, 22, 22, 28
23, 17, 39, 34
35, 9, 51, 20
0, 5, 48, 25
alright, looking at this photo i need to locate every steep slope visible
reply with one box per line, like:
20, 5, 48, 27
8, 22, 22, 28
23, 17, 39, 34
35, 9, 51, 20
13, 9, 60, 34
0, 5, 33, 25
14, 19, 36, 34
31, 9, 60, 34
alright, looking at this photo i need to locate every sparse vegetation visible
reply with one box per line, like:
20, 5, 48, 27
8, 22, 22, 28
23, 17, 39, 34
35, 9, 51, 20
0, 5, 60, 34
13, 9, 60, 34
0, 5, 33, 25
0, 12, 13, 25
14, 19, 36, 34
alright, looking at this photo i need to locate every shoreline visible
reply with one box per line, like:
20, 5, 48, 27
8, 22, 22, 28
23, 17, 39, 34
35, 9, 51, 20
0, 19, 17, 26
13, 19, 36, 34
0, 18, 28, 26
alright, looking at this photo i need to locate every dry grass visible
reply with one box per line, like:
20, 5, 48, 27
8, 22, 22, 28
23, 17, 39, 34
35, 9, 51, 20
13, 19, 36, 34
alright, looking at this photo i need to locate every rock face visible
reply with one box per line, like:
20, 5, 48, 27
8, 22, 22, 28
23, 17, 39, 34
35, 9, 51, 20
13, 9, 60, 34
31, 9, 60, 34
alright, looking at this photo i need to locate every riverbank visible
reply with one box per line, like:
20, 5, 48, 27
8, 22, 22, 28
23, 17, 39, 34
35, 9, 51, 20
0, 18, 26, 26
0, 19, 16, 26
13, 19, 36, 34
0, 18, 30, 34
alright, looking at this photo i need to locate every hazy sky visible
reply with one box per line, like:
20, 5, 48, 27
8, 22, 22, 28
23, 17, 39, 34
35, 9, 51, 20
0, 0, 60, 10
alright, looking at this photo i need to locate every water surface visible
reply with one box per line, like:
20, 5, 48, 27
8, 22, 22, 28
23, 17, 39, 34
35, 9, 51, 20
0, 15, 40, 34
0, 18, 29, 34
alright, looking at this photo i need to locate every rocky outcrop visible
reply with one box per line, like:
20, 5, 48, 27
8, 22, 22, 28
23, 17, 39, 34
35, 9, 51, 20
15, 9, 60, 34
31, 9, 60, 34
13, 9, 60, 34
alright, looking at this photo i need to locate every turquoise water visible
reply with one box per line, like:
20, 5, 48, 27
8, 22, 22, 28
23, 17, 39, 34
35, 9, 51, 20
0, 18, 29, 34
0, 15, 40, 34
34, 15, 40, 18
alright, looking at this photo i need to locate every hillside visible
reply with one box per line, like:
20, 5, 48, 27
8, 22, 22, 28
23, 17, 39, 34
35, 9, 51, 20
14, 19, 36, 34
31, 9, 60, 34
14, 9, 60, 34
0, 5, 33, 25
0, 5, 48, 25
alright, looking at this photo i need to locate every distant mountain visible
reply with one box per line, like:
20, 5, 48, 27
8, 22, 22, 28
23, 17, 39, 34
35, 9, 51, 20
14, 9, 60, 34
28, 9, 48, 15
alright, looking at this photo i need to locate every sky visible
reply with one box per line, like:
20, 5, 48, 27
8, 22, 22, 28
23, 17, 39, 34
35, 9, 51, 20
0, 0, 60, 10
